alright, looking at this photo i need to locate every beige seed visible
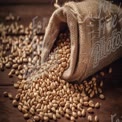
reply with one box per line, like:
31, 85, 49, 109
88, 115, 92, 121
87, 107, 94, 113
109, 67, 112, 74
22, 58, 28, 63
48, 113, 53, 119
65, 108, 71, 114
100, 81, 103, 87
99, 94, 105, 100
61, 62, 67, 68
53, 114, 56, 120
77, 111, 82, 116
83, 102, 89, 107
98, 88, 102, 94
15, 94, 20, 101
5, 62, 12, 68
34, 116, 40, 122
18, 75, 23, 80
81, 109, 86, 117
30, 107, 35, 115
8, 71, 13, 77
18, 105, 22, 111
3, 91, 8, 97
83, 96, 89, 101
12, 100, 18, 107
65, 113, 70, 119
24, 113, 29, 119
89, 100, 94, 108
94, 115, 99, 122
56, 112, 61, 119
12, 64, 18, 69
92, 77, 96, 81
90, 91, 94, 98
72, 111, 77, 118
95, 102, 100, 109
8, 93, 13, 100
70, 116, 75, 121
14, 83, 19, 89
100, 71, 105, 76
22, 108, 27, 114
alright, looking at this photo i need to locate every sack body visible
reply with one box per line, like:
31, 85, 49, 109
41, 0, 122, 82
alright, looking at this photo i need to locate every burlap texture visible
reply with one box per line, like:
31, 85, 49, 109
41, 0, 122, 82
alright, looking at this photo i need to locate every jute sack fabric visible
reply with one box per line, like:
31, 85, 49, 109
41, 0, 122, 82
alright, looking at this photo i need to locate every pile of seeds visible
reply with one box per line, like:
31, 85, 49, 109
1, 14, 112, 122
0, 14, 43, 80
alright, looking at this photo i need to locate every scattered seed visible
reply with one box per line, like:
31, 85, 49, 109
109, 67, 112, 74
99, 94, 105, 100
12, 100, 18, 107
3, 91, 8, 97
87, 107, 94, 113
88, 115, 92, 121
24, 113, 29, 119
8, 93, 13, 100
94, 115, 99, 122
95, 102, 100, 109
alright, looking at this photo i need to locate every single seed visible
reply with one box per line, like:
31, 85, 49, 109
100, 81, 103, 87
8, 93, 13, 100
70, 116, 75, 121
72, 111, 77, 118
83, 96, 89, 101
81, 109, 86, 117
109, 67, 112, 74
99, 94, 105, 100
12, 100, 18, 107
98, 88, 102, 93
52, 114, 56, 120
24, 113, 29, 119
87, 107, 94, 113
94, 115, 99, 122
100, 71, 105, 76
34, 115, 40, 122
83, 102, 89, 107
88, 115, 92, 121
65, 113, 70, 119
77, 111, 82, 116
18, 105, 22, 111
3, 91, 8, 97
95, 102, 100, 109
14, 83, 19, 89
12, 64, 18, 69
5, 62, 12, 68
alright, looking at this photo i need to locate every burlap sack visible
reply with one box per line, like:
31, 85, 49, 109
41, 0, 122, 82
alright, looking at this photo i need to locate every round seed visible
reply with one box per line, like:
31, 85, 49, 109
81, 109, 86, 117
3, 91, 8, 97
12, 100, 18, 107
95, 102, 100, 109
14, 83, 19, 89
94, 115, 99, 122
24, 113, 29, 119
99, 94, 105, 100
34, 115, 40, 122
87, 107, 94, 113
70, 116, 75, 121
8, 93, 13, 100
88, 115, 92, 121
